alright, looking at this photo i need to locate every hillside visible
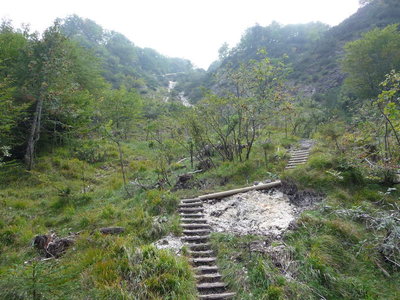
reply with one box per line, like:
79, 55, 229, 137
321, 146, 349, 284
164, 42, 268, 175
181, 0, 400, 103
1, 1, 400, 299
59, 15, 195, 94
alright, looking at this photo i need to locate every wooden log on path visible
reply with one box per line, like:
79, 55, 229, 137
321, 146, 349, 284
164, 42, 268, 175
197, 180, 281, 200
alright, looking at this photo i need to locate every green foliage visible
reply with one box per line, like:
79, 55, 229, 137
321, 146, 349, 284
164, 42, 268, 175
187, 52, 290, 162
59, 15, 194, 91
100, 85, 143, 140
119, 245, 197, 299
377, 70, 400, 148
342, 24, 400, 99
2, 7, 400, 300
0, 260, 78, 300
145, 190, 178, 216
72, 140, 108, 163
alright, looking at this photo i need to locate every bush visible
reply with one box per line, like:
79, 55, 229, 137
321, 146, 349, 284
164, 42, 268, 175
308, 153, 334, 170
336, 158, 364, 186
145, 190, 178, 216
120, 245, 197, 299
73, 140, 108, 163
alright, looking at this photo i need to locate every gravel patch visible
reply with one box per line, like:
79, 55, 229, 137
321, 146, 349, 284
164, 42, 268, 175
154, 234, 184, 255
203, 190, 299, 236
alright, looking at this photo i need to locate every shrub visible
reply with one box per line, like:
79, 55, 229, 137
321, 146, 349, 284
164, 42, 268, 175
120, 245, 197, 299
73, 140, 108, 163
145, 190, 177, 216
265, 285, 284, 300
308, 153, 334, 170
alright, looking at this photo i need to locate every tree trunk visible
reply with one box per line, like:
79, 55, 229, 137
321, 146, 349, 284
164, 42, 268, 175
245, 119, 256, 160
25, 97, 44, 170
384, 121, 389, 161
189, 142, 194, 168
116, 141, 131, 197
376, 103, 400, 149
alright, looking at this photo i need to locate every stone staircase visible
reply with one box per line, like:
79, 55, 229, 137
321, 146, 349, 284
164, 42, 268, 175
285, 149, 310, 170
179, 198, 236, 299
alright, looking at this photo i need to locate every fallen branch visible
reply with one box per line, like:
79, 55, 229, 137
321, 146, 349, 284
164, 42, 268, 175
130, 178, 158, 190
375, 260, 391, 277
99, 227, 125, 235
385, 256, 400, 268
186, 169, 203, 175
176, 158, 188, 164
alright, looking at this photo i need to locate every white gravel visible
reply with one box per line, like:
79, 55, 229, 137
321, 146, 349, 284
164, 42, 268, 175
203, 190, 296, 236
153, 234, 184, 254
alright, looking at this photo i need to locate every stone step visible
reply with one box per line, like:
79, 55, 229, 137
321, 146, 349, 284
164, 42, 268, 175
182, 235, 210, 242
181, 198, 202, 203
189, 250, 214, 257
193, 265, 219, 274
195, 273, 222, 283
187, 243, 211, 251
288, 159, 307, 164
179, 207, 204, 213
289, 156, 308, 160
287, 163, 306, 167
181, 218, 207, 224
291, 152, 309, 155
179, 213, 205, 218
290, 151, 309, 155
288, 161, 307, 164
286, 165, 304, 168
197, 282, 228, 291
291, 159, 308, 162
179, 202, 203, 208
199, 292, 236, 299
290, 153, 310, 157
288, 162, 307, 165
290, 154, 309, 158
191, 257, 217, 266
183, 229, 211, 236
181, 223, 211, 229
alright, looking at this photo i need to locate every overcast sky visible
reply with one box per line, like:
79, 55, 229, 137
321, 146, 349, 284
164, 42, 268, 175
2, 0, 361, 69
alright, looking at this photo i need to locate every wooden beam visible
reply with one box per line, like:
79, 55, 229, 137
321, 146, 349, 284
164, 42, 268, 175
197, 180, 281, 200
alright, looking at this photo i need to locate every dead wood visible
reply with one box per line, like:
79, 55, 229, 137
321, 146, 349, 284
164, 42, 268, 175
99, 227, 125, 235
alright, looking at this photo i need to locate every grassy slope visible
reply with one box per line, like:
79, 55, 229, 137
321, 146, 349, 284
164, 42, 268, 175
210, 143, 400, 299
1, 133, 399, 299
0, 140, 197, 299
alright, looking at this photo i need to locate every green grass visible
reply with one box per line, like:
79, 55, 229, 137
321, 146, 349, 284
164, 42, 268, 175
0, 139, 197, 299
1, 133, 399, 299
206, 140, 400, 299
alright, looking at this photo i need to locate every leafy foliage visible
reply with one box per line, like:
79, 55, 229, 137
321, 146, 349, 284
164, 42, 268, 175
342, 24, 400, 99
59, 15, 194, 91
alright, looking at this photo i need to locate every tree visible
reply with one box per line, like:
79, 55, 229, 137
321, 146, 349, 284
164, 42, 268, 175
100, 86, 142, 196
342, 24, 400, 100
376, 70, 400, 149
0, 21, 29, 163
0, 79, 26, 165
188, 50, 289, 162
13, 23, 103, 169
